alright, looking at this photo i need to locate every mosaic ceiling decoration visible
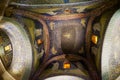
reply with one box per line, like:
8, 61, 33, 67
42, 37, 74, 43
0, 0, 120, 80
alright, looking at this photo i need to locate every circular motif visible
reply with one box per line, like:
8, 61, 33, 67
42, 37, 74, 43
0, 18, 33, 80
102, 9, 120, 80
45, 75, 85, 80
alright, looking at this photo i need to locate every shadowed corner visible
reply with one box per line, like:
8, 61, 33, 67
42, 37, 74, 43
0, 0, 10, 20
64, 0, 69, 3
